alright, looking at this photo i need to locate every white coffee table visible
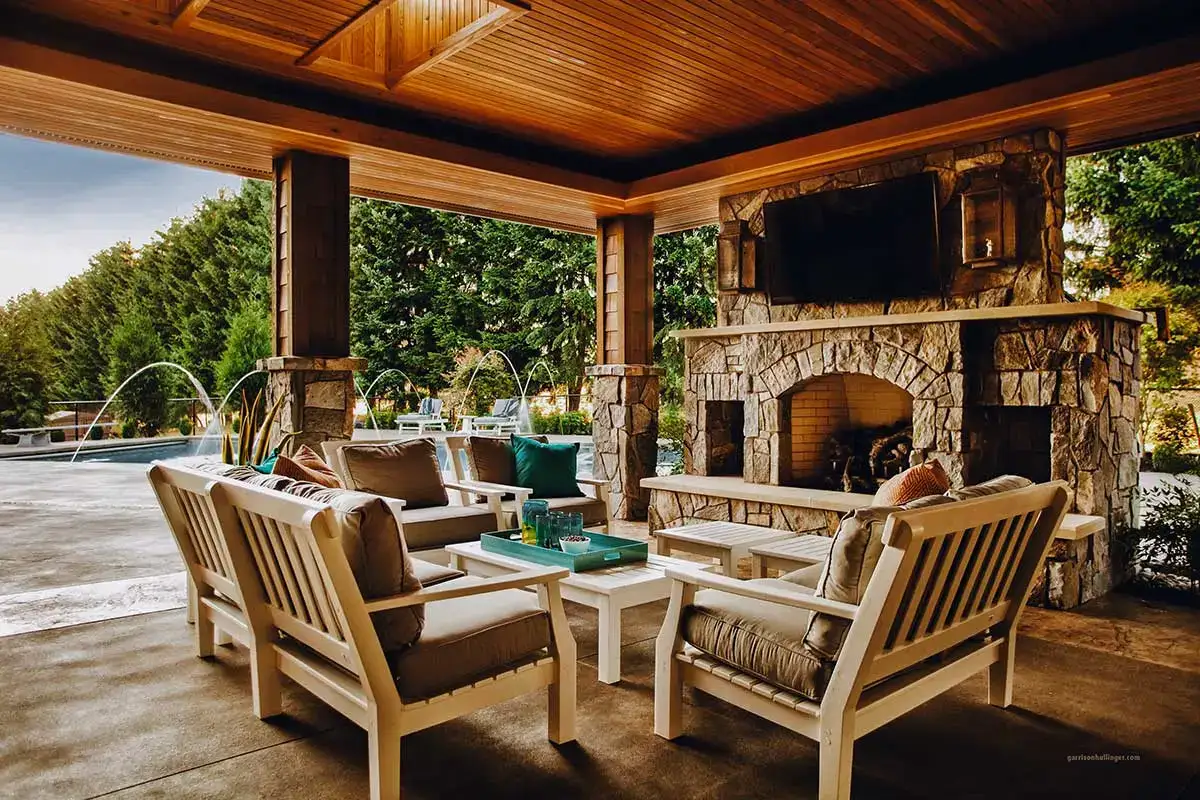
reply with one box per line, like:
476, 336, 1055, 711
651, 521, 798, 575
445, 541, 714, 684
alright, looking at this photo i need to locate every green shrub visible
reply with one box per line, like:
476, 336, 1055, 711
532, 409, 591, 435
1152, 443, 1196, 474
1155, 404, 1196, 450
178, 419, 193, 437
1124, 480, 1200, 593
120, 419, 139, 439
89, 425, 104, 441
372, 408, 398, 429
50, 428, 66, 444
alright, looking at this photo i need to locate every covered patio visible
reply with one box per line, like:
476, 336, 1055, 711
3, 1, 1200, 798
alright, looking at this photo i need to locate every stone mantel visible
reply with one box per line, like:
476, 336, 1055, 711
671, 301, 1146, 340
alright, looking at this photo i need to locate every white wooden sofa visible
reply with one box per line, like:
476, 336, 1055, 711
654, 480, 1070, 800
155, 462, 577, 800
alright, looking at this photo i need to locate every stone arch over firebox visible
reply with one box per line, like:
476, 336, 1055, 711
741, 332, 967, 487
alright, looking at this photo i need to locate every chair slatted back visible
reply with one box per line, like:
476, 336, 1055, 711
856, 482, 1069, 685
206, 478, 395, 693
428, 398, 443, 416
148, 464, 238, 600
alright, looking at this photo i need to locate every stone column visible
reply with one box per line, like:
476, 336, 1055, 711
264, 151, 359, 448
591, 214, 657, 520
588, 364, 662, 520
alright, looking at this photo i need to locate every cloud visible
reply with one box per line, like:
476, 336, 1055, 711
0, 133, 237, 301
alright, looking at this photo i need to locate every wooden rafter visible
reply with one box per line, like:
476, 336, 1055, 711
171, 0, 211, 30
385, 2, 530, 89
296, 0, 396, 67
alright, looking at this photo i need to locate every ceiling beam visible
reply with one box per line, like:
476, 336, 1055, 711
171, 0, 211, 31
296, 0, 395, 67
385, 3, 529, 89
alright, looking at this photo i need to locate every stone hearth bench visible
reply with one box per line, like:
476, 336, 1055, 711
642, 475, 1105, 608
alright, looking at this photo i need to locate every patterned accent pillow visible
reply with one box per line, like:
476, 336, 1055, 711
873, 459, 951, 506
272, 444, 342, 489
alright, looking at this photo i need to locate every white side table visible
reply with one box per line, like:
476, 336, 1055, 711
445, 541, 714, 684
749, 534, 833, 578
651, 521, 797, 575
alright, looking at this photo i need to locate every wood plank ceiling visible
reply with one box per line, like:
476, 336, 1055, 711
2, 0, 1200, 232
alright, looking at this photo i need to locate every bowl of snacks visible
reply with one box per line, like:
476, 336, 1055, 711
559, 535, 591, 555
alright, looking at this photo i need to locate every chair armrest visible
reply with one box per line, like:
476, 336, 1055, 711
662, 568, 858, 620
380, 498, 406, 524
575, 476, 608, 488
364, 566, 569, 612
454, 480, 531, 498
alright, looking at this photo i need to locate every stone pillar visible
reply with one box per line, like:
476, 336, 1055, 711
591, 214, 657, 520
588, 364, 662, 520
265, 151, 359, 448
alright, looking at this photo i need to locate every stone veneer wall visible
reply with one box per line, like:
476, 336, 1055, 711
718, 128, 1066, 327
587, 364, 661, 520
260, 356, 364, 452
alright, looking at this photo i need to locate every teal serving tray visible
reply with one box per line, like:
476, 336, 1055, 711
480, 530, 649, 572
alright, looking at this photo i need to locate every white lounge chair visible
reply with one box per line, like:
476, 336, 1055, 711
395, 398, 447, 434
460, 397, 521, 433
654, 481, 1070, 800
203, 472, 577, 800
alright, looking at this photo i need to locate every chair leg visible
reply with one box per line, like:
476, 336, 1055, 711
194, 609, 215, 658
818, 722, 854, 800
250, 644, 282, 720
988, 633, 1017, 708
185, 577, 197, 625
368, 710, 402, 800
215, 627, 235, 647
653, 642, 684, 740
548, 654, 577, 744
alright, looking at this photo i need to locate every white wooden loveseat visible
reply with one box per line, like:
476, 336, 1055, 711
150, 462, 577, 800
654, 480, 1070, 800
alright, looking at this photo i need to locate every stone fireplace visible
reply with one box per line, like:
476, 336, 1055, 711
651, 129, 1145, 610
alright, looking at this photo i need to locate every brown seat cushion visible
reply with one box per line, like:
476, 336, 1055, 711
194, 462, 426, 651
500, 495, 608, 528
466, 435, 547, 501
802, 493, 956, 661
390, 576, 550, 701
272, 445, 342, 489
780, 563, 824, 591
946, 474, 1032, 501
683, 579, 830, 701
410, 559, 465, 587
873, 459, 951, 506
401, 504, 500, 550
340, 439, 448, 509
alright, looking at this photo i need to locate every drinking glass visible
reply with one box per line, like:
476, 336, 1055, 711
565, 512, 584, 539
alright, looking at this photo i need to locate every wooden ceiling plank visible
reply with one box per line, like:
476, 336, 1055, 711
385, 5, 527, 88
171, 0, 212, 30
296, 0, 395, 66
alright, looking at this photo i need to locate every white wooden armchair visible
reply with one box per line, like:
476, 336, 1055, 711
147, 464, 248, 657
445, 434, 613, 531
204, 475, 578, 800
654, 481, 1070, 800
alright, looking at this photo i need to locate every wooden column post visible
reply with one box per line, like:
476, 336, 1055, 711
260, 151, 364, 451
587, 214, 661, 521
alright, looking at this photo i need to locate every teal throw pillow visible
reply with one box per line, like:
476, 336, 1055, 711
511, 435, 583, 498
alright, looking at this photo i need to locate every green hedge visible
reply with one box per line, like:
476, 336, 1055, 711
531, 409, 592, 436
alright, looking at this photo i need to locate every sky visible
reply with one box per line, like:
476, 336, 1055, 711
0, 133, 237, 302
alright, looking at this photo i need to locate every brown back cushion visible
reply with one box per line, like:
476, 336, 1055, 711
803, 493, 956, 661
873, 459, 951, 506
340, 439, 448, 509
272, 445, 343, 489
946, 474, 1032, 501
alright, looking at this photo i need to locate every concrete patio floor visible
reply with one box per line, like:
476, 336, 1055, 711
1, 462, 1198, 799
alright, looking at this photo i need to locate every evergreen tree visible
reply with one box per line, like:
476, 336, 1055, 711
105, 309, 172, 435
216, 303, 272, 396
0, 292, 52, 430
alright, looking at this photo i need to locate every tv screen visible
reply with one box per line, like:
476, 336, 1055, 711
763, 172, 942, 305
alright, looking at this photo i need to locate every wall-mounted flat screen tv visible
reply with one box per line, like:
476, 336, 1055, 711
763, 172, 942, 305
